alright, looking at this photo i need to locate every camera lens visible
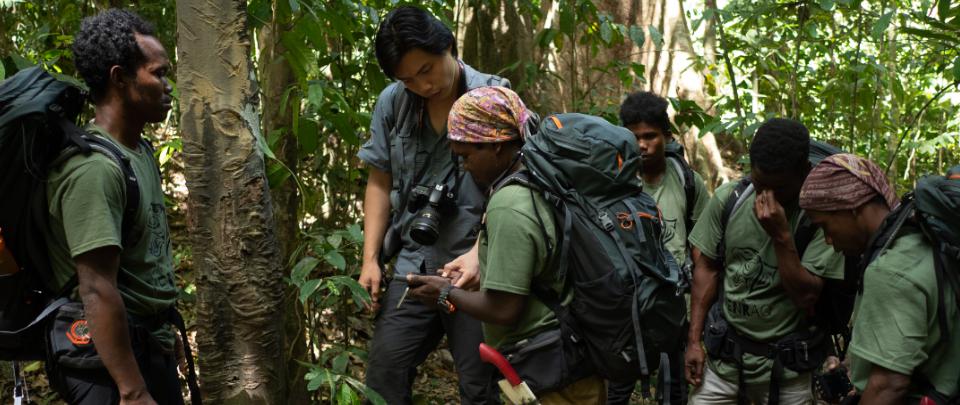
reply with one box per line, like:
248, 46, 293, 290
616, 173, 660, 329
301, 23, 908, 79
409, 205, 441, 245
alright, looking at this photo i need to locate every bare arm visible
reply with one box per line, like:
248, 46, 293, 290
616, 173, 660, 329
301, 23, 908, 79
771, 233, 823, 312
406, 274, 526, 326
360, 167, 392, 309
687, 247, 722, 345
859, 365, 911, 405
754, 190, 823, 312
685, 247, 722, 386
75, 246, 156, 405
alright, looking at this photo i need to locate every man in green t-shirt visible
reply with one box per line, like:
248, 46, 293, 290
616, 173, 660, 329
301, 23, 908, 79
42, 9, 183, 405
609, 91, 709, 404
685, 119, 844, 404
799, 154, 960, 404
407, 87, 605, 403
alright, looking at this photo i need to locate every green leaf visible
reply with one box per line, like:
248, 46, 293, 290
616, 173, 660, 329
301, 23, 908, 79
332, 352, 349, 374
328, 112, 359, 146
940, 0, 951, 21
23, 361, 41, 372
953, 56, 960, 81
307, 82, 324, 108
298, 118, 319, 155
600, 20, 613, 44
872, 11, 895, 39
266, 161, 291, 189
327, 234, 343, 249
537, 28, 558, 49
247, 0, 272, 28
254, 129, 277, 160
11, 54, 31, 70
902, 27, 958, 43
324, 251, 347, 271
0, 62, 5, 81
819, 0, 835, 10
628, 25, 645, 46
299, 278, 322, 303
339, 383, 358, 404
648, 25, 664, 48
291, 256, 320, 283
344, 377, 387, 405
306, 368, 340, 391
347, 223, 363, 243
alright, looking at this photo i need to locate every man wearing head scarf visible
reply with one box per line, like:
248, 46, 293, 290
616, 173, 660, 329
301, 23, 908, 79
407, 86, 605, 403
800, 154, 960, 404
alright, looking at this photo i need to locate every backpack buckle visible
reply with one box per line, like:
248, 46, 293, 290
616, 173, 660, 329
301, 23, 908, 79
599, 212, 614, 232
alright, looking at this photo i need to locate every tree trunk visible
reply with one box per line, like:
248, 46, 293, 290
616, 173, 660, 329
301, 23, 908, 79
176, 1, 286, 403
458, 0, 734, 187
615, 0, 734, 186
257, 6, 309, 403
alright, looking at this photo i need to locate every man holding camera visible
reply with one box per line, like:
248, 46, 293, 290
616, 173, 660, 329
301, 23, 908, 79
356, 6, 502, 404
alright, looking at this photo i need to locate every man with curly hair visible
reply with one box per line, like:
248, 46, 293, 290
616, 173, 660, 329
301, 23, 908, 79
42, 9, 182, 405
685, 119, 845, 404
608, 92, 709, 404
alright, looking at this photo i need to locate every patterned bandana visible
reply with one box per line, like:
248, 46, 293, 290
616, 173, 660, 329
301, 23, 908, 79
447, 86, 529, 143
800, 153, 899, 211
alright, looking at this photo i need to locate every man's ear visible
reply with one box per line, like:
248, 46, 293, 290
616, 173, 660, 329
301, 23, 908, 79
108, 65, 127, 89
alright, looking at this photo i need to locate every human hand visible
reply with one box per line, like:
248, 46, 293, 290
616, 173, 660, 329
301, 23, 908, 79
359, 261, 383, 312
754, 189, 791, 243
120, 389, 158, 405
685, 342, 706, 386
442, 244, 481, 290
405, 274, 452, 306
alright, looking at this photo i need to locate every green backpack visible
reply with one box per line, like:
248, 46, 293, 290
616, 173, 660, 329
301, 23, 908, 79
507, 113, 686, 400
860, 165, 960, 404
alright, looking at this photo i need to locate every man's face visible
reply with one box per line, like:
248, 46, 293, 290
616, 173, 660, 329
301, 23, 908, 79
808, 210, 867, 256
450, 141, 506, 189
393, 47, 458, 101
751, 164, 809, 207
626, 122, 667, 173
124, 34, 172, 123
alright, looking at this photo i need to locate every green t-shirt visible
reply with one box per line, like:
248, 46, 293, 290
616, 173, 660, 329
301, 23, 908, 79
44, 124, 178, 350
688, 181, 844, 384
479, 184, 566, 350
849, 230, 960, 399
641, 165, 709, 265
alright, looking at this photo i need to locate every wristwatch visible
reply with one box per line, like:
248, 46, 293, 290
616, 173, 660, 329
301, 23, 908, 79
437, 284, 457, 314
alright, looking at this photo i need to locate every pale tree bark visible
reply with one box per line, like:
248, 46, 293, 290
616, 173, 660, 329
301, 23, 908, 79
604, 0, 734, 186
257, 6, 309, 403
176, 1, 286, 403
458, 0, 544, 104
458, 0, 734, 187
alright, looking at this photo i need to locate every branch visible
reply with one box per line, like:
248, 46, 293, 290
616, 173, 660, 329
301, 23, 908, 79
714, 8, 744, 126
847, 5, 865, 150
884, 81, 958, 175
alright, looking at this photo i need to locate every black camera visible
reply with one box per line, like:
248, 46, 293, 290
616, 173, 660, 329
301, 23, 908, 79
407, 183, 457, 245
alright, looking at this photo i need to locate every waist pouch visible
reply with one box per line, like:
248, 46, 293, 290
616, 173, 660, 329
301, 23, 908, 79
703, 302, 728, 360
703, 302, 827, 372
498, 326, 590, 395
46, 301, 158, 370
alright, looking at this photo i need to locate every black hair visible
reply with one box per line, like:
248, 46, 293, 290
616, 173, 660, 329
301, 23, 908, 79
619, 91, 671, 135
375, 6, 457, 80
749, 118, 810, 173
73, 9, 156, 102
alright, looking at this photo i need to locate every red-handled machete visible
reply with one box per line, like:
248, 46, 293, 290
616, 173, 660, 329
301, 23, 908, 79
479, 343, 539, 404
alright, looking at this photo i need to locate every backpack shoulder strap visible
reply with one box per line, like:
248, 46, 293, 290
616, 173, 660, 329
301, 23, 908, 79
53, 126, 142, 248
717, 177, 753, 267
667, 155, 697, 235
